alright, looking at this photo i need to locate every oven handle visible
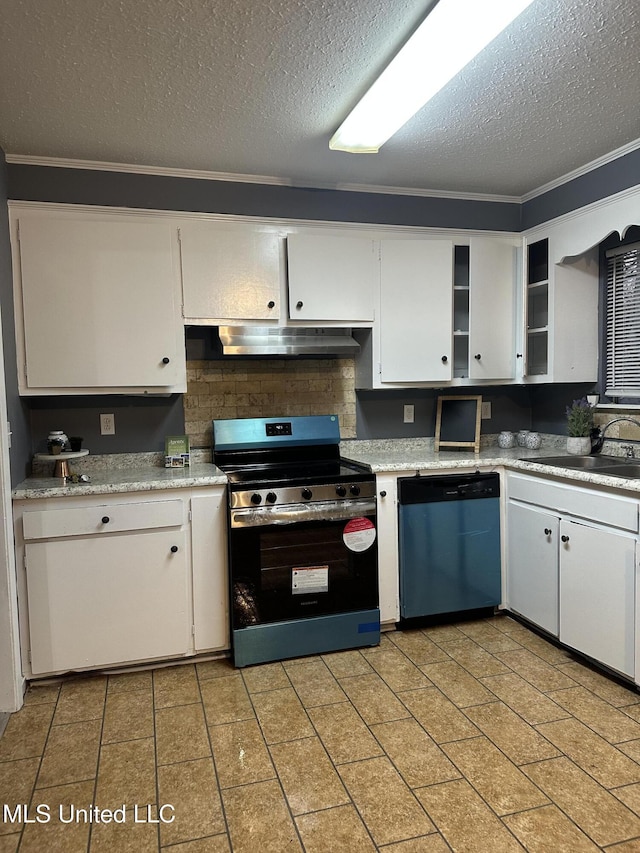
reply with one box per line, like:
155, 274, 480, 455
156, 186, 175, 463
230, 499, 377, 528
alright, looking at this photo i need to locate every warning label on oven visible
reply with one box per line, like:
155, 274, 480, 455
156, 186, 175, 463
292, 566, 329, 595
343, 517, 376, 552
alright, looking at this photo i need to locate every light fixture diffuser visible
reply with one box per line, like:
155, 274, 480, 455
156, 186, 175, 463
329, 0, 535, 153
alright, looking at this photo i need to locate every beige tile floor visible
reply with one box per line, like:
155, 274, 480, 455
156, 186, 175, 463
2, 614, 640, 851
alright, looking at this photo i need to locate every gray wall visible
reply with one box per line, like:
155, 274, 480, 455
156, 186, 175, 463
7, 164, 521, 232
521, 148, 640, 231
355, 385, 594, 440
0, 151, 31, 485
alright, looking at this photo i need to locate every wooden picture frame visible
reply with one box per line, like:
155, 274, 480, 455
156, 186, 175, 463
435, 395, 482, 452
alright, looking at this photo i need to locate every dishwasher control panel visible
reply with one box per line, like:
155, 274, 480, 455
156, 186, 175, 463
398, 472, 500, 504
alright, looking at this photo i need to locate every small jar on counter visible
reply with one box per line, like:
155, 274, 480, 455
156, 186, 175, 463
497, 431, 515, 449
47, 430, 68, 455
524, 431, 542, 450
516, 430, 530, 447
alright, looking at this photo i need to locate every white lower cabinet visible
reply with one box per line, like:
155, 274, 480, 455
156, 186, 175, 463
507, 502, 559, 636
26, 527, 190, 675
559, 519, 636, 678
507, 472, 639, 680
15, 486, 229, 678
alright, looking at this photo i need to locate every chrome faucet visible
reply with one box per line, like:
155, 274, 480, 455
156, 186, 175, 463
592, 417, 640, 454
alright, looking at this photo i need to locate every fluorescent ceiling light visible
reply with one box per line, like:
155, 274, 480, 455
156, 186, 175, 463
329, 0, 535, 154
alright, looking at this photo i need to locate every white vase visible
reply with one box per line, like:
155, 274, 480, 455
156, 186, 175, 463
566, 436, 591, 455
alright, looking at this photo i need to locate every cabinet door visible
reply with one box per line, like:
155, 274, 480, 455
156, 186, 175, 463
507, 501, 559, 636
375, 474, 400, 624
287, 233, 376, 322
560, 520, 635, 677
379, 239, 453, 383
550, 247, 599, 382
191, 491, 229, 652
180, 221, 281, 321
469, 237, 516, 380
25, 528, 190, 675
16, 213, 185, 392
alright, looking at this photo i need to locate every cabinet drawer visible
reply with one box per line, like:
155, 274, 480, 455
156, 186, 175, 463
507, 473, 638, 532
22, 499, 186, 540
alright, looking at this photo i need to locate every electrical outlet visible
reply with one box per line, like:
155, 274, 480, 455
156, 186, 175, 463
100, 413, 115, 435
403, 404, 415, 424
481, 402, 492, 420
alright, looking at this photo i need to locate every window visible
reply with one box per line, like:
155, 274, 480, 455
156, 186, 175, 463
605, 241, 640, 398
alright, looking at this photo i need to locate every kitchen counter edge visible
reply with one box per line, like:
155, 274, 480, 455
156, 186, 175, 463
12, 463, 227, 500
13, 441, 640, 499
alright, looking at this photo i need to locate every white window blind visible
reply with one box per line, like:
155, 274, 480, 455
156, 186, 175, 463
606, 242, 640, 398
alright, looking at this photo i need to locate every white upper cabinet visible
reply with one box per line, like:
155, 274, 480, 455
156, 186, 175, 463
523, 235, 599, 383
356, 235, 518, 388
468, 236, 517, 381
11, 207, 186, 395
379, 239, 453, 384
286, 232, 377, 323
180, 220, 282, 322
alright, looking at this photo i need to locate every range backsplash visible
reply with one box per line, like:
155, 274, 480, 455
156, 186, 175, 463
184, 358, 357, 448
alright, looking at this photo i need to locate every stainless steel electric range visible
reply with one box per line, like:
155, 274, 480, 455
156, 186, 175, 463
212, 415, 380, 667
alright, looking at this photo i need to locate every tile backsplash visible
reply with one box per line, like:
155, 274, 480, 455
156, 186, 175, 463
593, 411, 640, 442
184, 359, 357, 448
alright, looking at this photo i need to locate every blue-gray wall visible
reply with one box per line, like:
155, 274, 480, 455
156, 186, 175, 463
7, 164, 521, 232
0, 151, 30, 485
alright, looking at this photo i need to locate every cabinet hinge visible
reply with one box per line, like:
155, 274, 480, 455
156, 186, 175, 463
188, 510, 192, 522
16, 220, 20, 243
191, 624, 196, 637
377, 362, 382, 375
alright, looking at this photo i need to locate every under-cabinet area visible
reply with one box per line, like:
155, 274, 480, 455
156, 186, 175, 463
13, 485, 228, 678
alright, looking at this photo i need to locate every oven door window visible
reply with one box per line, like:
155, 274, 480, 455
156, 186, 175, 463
230, 515, 378, 628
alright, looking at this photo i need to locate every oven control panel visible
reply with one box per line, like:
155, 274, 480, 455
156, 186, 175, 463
230, 481, 376, 509
265, 422, 292, 437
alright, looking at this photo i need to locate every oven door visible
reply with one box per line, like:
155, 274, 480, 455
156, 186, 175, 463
229, 499, 378, 629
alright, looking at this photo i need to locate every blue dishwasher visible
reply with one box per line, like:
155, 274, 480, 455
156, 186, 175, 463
398, 472, 501, 619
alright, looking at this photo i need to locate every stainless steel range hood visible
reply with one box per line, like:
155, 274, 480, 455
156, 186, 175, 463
218, 326, 361, 356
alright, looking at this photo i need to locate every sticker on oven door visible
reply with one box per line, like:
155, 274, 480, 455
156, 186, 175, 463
343, 517, 376, 552
292, 566, 329, 595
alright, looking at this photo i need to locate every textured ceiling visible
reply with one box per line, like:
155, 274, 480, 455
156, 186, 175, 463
0, 0, 639, 197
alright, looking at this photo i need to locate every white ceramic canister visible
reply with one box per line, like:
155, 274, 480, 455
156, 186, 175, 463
497, 431, 515, 448
47, 430, 69, 454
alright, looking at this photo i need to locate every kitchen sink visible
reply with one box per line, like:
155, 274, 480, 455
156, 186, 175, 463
525, 455, 640, 478
596, 463, 640, 479
525, 455, 631, 470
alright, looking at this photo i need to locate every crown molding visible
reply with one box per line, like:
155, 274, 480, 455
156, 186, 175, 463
4, 155, 291, 187
7, 139, 640, 206
521, 137, 640, 202
4, 154, 519, 204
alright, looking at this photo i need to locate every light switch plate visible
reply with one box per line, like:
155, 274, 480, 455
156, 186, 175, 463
481, 402, 492, 419
403, 404, 415, 424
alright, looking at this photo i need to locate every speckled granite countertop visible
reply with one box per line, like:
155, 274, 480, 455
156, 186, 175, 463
339, 437, 640, 494
12, 455, 227, 500
13, 437, 640, 499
